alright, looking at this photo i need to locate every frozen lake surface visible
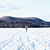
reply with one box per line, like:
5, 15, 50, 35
0, 28, 50, 50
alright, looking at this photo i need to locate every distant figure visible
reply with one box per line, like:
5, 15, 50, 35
25, 26, 28, 32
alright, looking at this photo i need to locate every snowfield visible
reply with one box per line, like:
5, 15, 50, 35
0, 28, 50, 50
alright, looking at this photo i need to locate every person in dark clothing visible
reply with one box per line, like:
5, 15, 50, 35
25, 26, 28, 32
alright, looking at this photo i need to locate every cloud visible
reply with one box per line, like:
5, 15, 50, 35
0, 3, 23, 12
0, 0, 26, 17
0, 0, 24, 10
0, 5, 6, 8
8, 4, 22, 10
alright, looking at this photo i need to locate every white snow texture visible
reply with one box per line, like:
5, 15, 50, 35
0, 28, 50, 50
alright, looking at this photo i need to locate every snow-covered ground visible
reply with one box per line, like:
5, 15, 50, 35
0, 28, 50, 50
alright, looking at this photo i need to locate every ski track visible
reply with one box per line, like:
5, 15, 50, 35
0, 28, 50, 50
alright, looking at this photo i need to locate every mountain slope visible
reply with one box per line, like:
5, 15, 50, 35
0, 16, 50, 28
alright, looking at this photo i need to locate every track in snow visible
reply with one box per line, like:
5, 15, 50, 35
0, 28, 50, 50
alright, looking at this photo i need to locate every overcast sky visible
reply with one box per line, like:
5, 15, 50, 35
0, 0, 50, 21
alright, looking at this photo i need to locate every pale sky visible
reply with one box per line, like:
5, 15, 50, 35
0, 0, 50, 21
